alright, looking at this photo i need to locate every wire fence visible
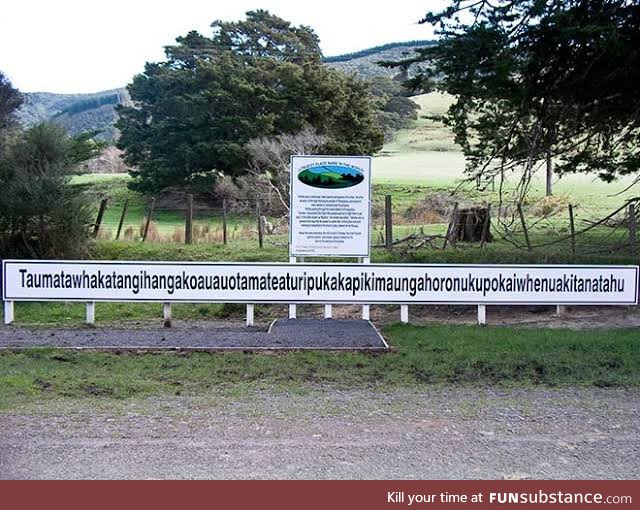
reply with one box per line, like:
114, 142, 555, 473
90, 190, 640, 259
491, 201, 637, 254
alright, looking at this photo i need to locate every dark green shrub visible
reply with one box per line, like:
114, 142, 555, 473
0, 123, 98, 259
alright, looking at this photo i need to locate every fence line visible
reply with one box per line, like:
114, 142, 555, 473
91, 191, 640, 258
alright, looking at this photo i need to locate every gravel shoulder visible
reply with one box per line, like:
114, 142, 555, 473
0, 319, 387, 350
1, 388, 638, 479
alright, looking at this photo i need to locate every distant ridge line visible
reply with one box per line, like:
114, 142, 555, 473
323, 40, 436, 63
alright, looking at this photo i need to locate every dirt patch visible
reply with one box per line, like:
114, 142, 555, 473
0, 304, 637, 351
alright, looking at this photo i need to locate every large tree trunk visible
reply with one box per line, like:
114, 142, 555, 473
545, 149, 553, 196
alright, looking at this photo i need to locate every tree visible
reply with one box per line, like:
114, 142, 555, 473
116, 11, 383, 195
251, 128, 327, 215
402, 1, 640, 198
0, 71, 22, 143
368, 76, 419, 142
0, 123, 101, 258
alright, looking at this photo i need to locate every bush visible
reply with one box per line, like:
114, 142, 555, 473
0, 124, 96, 259
215, 128, 327, 217
530, 194, 571, 218
404, 192, 461, 223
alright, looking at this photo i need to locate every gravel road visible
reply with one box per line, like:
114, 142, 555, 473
1, 388, 638, 479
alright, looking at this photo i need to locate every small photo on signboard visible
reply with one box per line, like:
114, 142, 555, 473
290, 155, 372, 258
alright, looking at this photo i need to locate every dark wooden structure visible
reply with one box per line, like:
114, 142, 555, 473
449, 206, 492, 243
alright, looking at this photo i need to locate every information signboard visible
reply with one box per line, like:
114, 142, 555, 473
290, 155, 371, 257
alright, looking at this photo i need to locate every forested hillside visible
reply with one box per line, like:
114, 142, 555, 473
17, 88, 128, 141
324, 40, 435, 79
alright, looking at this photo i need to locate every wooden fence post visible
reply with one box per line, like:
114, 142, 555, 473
222, 198, 228, 246
629, 203, 637, 257
517, 203, 532, 251
185, 194, 193, 245
257, 202, 264, 249
93, 198, 108, 238
443, 202, 459, 249
115, 198, 129, 240
568, 204, 576, 260
385, 195, 393, 250
142, 198, 155, 242
480, 204, 491, 249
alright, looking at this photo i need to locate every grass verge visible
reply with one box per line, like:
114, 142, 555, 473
1, 323, 638, 409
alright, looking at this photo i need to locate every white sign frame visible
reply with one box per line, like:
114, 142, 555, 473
289, 155, 372, 258
3, 260, 638, 306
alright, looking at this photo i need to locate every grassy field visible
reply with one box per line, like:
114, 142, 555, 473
376, 93, 638, 210
73, 173, 636, 268
74, 175, 256, 241
381, 92, 458, 154
3, 93, 633, 329
1, 323, 639, 409
72, 92, 638, 254
2, 93, 637, 404
78, 173, 635, 252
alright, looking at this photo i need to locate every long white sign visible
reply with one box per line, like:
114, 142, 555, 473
290, 155, 371, 257
2, 261, 638, 305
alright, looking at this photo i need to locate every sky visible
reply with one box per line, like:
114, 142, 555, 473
0, 0, 444, 94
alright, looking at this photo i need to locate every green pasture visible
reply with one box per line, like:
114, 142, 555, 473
19, 93, 640, 303
73, 92, 638, 244
382, 92, 458, 154
375, 92, 638, 214
73, 169, 636, 256
74, 175, 256, 242
71, 170, 636, 267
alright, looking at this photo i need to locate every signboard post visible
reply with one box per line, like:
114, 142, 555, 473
290, 155, 372, 319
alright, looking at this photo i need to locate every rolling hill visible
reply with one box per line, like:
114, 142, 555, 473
17, 88, 129, 141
